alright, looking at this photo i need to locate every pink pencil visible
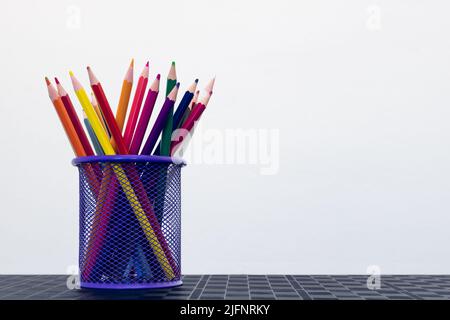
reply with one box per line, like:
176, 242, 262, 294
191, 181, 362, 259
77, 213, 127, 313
129, 74, 161, 154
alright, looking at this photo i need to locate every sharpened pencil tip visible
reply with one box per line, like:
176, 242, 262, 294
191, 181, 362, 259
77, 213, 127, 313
54, 77, 60, 85
195, 79, 199, 83
45, 77, 51, 85
145, 61, 149, 67
176, 82, 180, 88
69, 70, 74, 77
157, 74, 161, 80
130, 58, 134, 67
172, 61, 176, 66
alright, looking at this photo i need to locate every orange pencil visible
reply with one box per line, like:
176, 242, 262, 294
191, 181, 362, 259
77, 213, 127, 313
116, 59, 134, 132
45, 77, 86, 157
123, 62, 149, 148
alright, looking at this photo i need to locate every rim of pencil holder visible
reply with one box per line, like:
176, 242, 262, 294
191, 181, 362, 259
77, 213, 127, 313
71, 154, 186, 166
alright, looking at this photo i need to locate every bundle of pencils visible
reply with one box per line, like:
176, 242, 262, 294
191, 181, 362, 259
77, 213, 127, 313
45, 60, 215, 280
46, 60, 214, 156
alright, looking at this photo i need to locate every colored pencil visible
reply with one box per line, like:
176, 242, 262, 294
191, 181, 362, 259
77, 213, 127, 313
170, 90, 213, 155
70, 71, 176, 280
91, 92, 109, 136
165, 61, 177, 96
83, 110, 104, 155
159, 62, 177, 155
204, 77, 215, 95
192, 89, 200, 106
47, 77, 101, 205
87, 66, 129, 155
123, 62, 149, 148
180, 89, 200, 127
115, 59, 134, 132
173, 79, 198, 131
87, 67, 174, 277
55, 77, 94, 156
129, 74, 160, 154
153, 79, 197, 155
70, 71, 115, 154
141, 83, 180, 155
45, 77, 86, 157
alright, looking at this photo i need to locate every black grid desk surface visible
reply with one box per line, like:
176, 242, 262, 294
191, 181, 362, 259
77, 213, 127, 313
1, 275, 450, 300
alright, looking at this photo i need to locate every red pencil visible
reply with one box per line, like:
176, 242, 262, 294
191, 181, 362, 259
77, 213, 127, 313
55, 77, 95, 156
123, 61, 149, 148
87, 66, 129, 154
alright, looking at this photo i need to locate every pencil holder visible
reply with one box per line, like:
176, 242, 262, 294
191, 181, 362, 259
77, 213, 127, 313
72, 155, 185, 289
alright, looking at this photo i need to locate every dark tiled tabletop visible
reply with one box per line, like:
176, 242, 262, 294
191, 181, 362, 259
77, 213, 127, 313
1, 275, 450, 300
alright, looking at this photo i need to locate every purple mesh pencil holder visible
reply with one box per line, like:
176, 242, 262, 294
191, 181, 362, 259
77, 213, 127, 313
72, 155, 185, 289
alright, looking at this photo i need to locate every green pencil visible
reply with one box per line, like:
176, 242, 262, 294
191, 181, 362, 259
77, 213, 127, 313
160, 61, 177, 155
82, 110, 104, 155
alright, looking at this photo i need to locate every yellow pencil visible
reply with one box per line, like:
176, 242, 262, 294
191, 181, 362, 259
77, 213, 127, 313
70, 71, 175, 279
91, 92, 109, 137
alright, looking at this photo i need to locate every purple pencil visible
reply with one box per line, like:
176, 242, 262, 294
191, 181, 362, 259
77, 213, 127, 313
129, 74, 161, 154
141, 82, 180, 155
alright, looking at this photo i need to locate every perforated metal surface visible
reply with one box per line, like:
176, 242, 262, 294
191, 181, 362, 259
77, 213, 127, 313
76, 159, 182, 288
1, 275, 450, 300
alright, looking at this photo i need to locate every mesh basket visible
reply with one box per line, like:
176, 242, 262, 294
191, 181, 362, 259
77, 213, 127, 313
72, 155, 185, 289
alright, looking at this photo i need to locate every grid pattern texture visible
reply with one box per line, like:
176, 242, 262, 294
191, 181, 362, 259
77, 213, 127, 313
1, 275, 450, 300
76, 160, 182, 288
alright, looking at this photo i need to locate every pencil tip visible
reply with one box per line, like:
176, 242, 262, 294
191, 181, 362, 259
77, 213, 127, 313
145, 61, 149, 67
176, 82, 180, 88
69, 70, 74, 77
54, 77, 60, 84
171, 61, 176, 66
130, 58, 134, 67
195, 79, 199, 83
45, 77, 51, 85
157, 74, 161, 80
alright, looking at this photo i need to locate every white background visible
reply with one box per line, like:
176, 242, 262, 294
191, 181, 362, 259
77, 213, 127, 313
0, 0, 450, 274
